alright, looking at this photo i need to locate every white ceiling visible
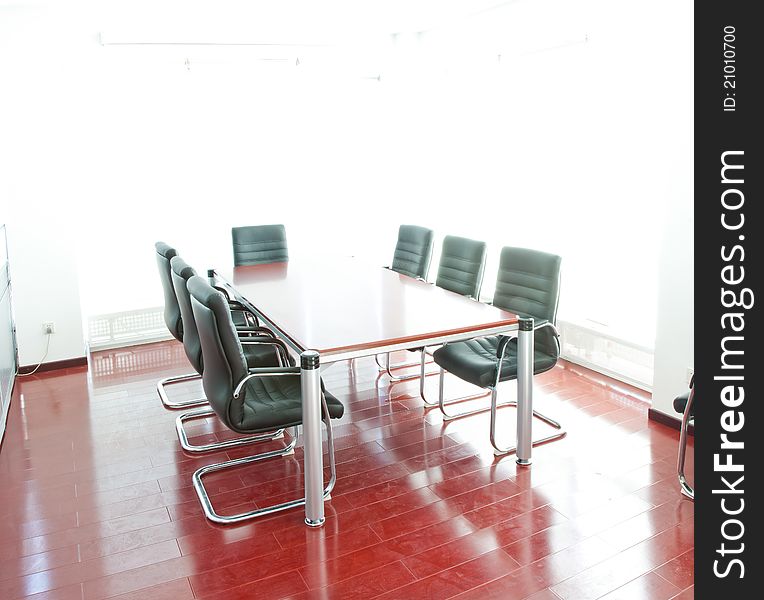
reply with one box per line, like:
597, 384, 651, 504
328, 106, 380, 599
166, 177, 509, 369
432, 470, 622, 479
98, 0, 517, 44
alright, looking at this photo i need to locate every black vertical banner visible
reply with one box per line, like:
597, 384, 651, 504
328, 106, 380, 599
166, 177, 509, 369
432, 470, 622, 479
695, 2, 762, 598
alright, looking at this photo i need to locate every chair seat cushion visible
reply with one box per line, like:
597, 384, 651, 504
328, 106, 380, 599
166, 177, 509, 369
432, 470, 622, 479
433, 336, 557, 389
673, 390, 694, 416
237, 376, 344, 432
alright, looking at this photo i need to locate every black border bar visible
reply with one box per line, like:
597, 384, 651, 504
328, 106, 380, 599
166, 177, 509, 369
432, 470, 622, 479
695, 2, 761, 596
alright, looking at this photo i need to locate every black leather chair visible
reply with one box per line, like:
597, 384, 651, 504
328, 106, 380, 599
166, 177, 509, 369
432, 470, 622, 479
170, 255, 294, 453
381, 235, 488, 386
432, 247, 565, 455
390, 225, 434, 280
232, 224, 288, 266
674, 376, 694, 500
155, 242, 255, 409
435, 235, 487, 299
187, 275, 344, 524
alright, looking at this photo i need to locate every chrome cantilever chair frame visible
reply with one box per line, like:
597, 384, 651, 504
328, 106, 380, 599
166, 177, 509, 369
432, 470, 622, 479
214, 286, 263, 329
437, 324, 565, 456
487, 331, 565, 456
158, 326, 280, 410
377, 346, 441, 383
677, 385, 695, 500
379, 232, 486, 383
192, 371, 338, 525
435, 322, 558, 420
175, 337, 293, 453
157, 371, 207, 410
378, 293, 486, 385
416, 347, 490, 407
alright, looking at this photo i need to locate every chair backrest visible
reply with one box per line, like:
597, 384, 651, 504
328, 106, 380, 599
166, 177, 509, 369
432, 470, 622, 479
170, 256, 203, 374
232, 224, 288, 266
391, 224, 434, 279
188, 275, 249, 429
155, 242, 183, 341
435, 235, 487, 299
493, 246, 562, 357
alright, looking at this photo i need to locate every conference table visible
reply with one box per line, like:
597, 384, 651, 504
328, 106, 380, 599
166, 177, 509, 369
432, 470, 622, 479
212, 258, 537, 528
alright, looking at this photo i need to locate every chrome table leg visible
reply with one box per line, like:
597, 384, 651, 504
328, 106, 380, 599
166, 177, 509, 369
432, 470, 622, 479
516, 317, 534, 466
301, 350, 325, 527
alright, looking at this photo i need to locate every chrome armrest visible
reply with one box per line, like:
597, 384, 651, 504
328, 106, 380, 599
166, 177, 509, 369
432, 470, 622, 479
534, 321, 561, 355
233, 366, 301, 398
535, 321, 560, 337
493, 335, 512, 387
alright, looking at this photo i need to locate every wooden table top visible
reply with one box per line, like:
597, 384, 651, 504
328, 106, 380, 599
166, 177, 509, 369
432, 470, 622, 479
215, 258, 519, 359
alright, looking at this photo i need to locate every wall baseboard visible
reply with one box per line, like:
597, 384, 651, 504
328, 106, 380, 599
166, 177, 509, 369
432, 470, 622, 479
18, 356, 88, 375
648, 407, 694, 435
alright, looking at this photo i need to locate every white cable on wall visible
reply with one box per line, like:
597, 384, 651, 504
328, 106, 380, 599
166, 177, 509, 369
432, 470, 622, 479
16, 332, 52, 377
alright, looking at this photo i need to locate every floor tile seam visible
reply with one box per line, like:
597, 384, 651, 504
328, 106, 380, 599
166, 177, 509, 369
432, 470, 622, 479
546, 535, 664, 597
431, 550, 527, 600
196, 447, 435, 506
669, 583, 694, 599
6, 460, 168, 496
589, 568, 682, 600
2, 538, 185, 598
4, 482, 166, 525
10, 458, 220, 498
403, 540, 523, 581
651, 569, 688, 591
546, 483, 659, 522
79, 546, 270, 600
13, 506, 178, 560
297, 553, 404, 592
357, 559, 420, 598
592, 511, 694, 554
184, 529, 389, 597
365, 494, 546, 550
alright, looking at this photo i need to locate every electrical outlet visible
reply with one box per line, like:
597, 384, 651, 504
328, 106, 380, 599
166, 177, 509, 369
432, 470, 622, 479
686, 367, 694, 384
43, 322, 56, 334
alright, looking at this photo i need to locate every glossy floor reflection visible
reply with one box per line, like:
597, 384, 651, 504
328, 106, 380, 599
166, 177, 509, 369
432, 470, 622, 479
0, 342, 694, 599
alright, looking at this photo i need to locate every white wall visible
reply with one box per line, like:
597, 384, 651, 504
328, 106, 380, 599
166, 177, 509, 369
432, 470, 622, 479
6, 224, 86, 366
1, 1, 693, 382
651, 154, 694, 416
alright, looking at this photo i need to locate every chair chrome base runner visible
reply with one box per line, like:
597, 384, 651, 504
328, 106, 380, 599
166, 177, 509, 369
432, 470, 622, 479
433, 367, 491, 414
157, 372, 208, 409
192, 395, 338, 525
176, 407, 286, 454
376, 349, 439, 382
487, 386, 566, 457
435, 368, 565, 456
677, 387, 695, 500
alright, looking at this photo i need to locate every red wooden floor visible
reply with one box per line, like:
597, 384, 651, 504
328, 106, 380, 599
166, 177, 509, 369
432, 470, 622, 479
0, 341, 694, 599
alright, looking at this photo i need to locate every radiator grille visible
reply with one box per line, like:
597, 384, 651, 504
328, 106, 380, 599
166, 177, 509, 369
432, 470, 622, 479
559, 320, 653, 390
88, 307, 171, 350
